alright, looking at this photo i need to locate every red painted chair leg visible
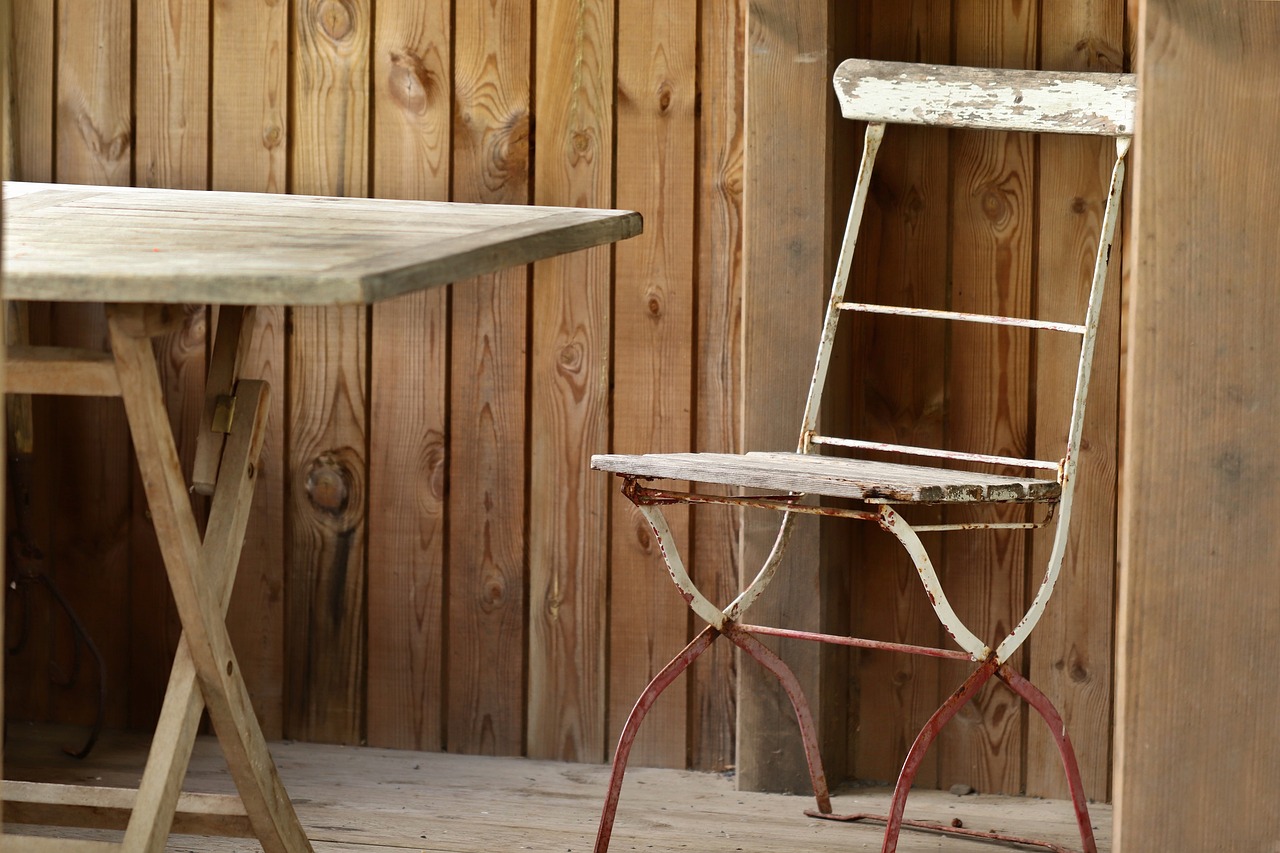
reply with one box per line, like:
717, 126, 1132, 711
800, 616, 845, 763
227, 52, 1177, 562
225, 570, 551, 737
881, 657, 999, 853
998, 665, 1098, 853
593, 626, 719, 853
725, 625, 833, 814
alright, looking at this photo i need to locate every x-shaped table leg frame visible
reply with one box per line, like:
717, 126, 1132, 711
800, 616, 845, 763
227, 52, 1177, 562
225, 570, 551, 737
105, 303, 312, 853
1, 304, 311, 853
593, 481, 1097, 853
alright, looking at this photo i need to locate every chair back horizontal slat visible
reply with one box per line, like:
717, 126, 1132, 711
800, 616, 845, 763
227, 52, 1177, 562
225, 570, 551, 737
834, 59, 1136, 136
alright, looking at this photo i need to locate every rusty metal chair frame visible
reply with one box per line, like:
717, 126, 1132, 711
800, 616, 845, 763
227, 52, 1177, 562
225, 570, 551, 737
591, 59, 1134, 853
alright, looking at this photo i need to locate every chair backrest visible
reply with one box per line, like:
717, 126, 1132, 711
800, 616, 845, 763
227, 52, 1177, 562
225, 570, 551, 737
800, 59, 1136, 491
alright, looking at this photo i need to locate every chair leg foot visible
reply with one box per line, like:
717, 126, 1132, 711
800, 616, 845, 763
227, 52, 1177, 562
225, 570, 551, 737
998, 665, 1098, 853
881, 657, 999, 853
593, 626, 719, 853
725, 625, 833, 814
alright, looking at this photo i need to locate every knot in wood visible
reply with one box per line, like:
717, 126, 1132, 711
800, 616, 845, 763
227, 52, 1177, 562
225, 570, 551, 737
262, 124, 283, 150
306, 453, 353, 518
656, 82, 674, 115
388, 50, 436, 116
557, 340, 584, 375
571, 130, 593, 157
646, 291, 663, 319
316, 0, 355, 42
979, 185, 1010, 225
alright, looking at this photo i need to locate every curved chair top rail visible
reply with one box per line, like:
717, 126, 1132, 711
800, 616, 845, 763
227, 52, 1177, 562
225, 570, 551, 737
834, 59, 1136, 137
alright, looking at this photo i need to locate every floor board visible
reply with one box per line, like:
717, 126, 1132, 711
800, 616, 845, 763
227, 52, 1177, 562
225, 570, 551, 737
3, 724, 1110, 851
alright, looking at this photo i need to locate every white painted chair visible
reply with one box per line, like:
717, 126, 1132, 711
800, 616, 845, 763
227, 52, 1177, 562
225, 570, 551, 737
592, 59, 1135, 853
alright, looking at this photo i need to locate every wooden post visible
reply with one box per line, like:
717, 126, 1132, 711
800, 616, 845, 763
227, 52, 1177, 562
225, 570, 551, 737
1116, 3, 1280, 849
739, 0, 840, 792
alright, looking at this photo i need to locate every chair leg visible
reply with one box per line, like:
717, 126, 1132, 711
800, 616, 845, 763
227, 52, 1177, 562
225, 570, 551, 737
724, 625, 833, 814
593, 626, 719, 853
880, 657, 998, 853
998, 665, 1098, 853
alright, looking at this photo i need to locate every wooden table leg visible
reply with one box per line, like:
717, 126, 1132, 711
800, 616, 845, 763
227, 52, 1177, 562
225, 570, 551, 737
106, 304, 311, 853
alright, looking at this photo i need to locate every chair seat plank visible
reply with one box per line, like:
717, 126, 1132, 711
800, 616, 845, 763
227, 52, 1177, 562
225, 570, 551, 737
591, 451, 1061, 504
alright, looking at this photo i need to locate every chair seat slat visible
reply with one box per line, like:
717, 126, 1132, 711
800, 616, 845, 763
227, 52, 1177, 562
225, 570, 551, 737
591, 452, 1061, 504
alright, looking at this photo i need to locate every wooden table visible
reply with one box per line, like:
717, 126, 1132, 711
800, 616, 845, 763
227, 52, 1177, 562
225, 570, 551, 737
0, 181, 642, 853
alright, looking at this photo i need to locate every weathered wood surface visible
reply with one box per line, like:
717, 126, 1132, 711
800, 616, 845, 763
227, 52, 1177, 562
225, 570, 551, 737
739, 0, 838, 794
2, 2, 1134, 802
2, 183, 642, 306
365, 0, 451, 752
608, 0, 697, 769
1116, 4, 1280, 849
593, 452, 1061, 503
834, 59, 1135, 136
3, 726, 1113, 853
1027, 0, 1124, 802
445, 0, 532, 758
846, 1, 950, 789
527, 0, 616, 764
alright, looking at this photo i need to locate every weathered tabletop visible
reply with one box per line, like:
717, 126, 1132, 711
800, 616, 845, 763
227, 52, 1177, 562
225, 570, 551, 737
2, 181, 642, 305
0, 181, 641, 853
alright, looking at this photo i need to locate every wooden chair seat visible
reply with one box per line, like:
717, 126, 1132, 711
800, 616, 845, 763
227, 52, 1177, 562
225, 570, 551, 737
591, 451, 1061, 504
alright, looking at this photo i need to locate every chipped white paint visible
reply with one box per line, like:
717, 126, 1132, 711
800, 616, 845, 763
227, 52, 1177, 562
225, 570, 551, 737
833, 59, 1136, 137
879, 506, 990, 661
837, 301, 1087, 335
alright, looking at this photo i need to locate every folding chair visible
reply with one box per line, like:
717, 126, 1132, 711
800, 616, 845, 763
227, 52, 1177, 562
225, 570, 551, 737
590, 59, 1135, 853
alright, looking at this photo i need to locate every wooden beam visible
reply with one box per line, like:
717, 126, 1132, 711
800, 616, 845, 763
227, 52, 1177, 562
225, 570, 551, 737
1116, 3, 1280, 849
740, 0, 838, 792
5, 345, 122, 396
2, 781, 253, 838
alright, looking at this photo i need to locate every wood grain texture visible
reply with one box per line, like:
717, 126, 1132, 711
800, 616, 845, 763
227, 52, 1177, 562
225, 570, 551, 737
56, 0, 131, 187
135, 0, 209, 190
126, 305, 207, 730
940, 0, 1037, 795
848, 0, 950, 787
3, 0, 54, 731
1116, 5, 1280, 849
285, 305, 369, 744
365, 0, 451, 752
288, 0, 372, 745
1026, 0, 1123, 802
607, 0, 697, 770
9, 0, 53, 181
3, 184, 641, 306
739, 0, 835, 793
447, 0, 531, 757
593, 452, 1059, 503
528, 0, 615, 763
210, 0, 288, 194
129, 0, 210, 730
47, 0, 133, 732
689, 0, 745, 775
211, 0, 289, 740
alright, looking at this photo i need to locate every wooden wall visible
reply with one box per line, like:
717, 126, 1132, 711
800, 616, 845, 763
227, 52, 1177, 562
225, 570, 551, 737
1116, 2, 1280, 848
3, 0, 1130, 800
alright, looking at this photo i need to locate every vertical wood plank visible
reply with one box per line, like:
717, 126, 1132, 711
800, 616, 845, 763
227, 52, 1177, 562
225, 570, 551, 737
607, 0, 697, 770
288, 0, 371, 745
48, 0, 133, 730
527, 0, 615, 763
1116, 5, 1280, 849
941, 0, 1036, 795
1027, 0, 1124, 801
211, 0, 288, 195
689, 0, 745, 774
848, 0, 950, 787
3, 0, 54, 727
129, 0, 211, 730
365, 0, 451, 751
739, 0, 835, 792
9, 0, 53, 181
447, 0, 531, 757
212, 0, 290, 740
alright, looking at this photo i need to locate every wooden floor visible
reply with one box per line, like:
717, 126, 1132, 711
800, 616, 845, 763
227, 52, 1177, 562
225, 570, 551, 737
3, 724, 1110, 852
